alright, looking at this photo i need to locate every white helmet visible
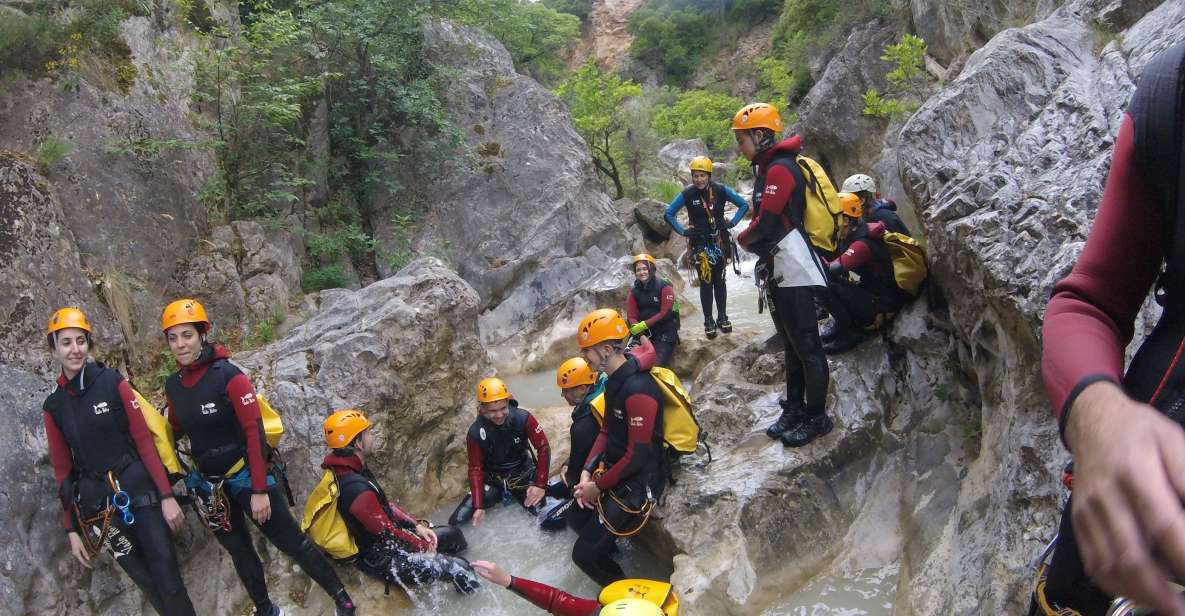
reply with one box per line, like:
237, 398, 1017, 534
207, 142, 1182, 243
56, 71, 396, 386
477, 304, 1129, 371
841, 173, 876, 194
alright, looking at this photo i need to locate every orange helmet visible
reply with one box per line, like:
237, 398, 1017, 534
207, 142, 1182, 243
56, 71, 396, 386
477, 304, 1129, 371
577, 308, 629, 349
324, 409, 370, 448
556, 357, 597, 389
838, 192, 862, 219
47, 307, 92, 335
476, 377, 512, 403
731, 103, 784, 133
161, 298, 211, 333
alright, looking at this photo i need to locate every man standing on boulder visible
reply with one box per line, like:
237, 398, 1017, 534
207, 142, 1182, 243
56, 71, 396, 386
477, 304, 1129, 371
733, 103, 833, 448
571, 309, 666, 585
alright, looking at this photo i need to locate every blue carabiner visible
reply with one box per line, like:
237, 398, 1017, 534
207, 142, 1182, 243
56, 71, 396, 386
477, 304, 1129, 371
112, 490, 135, 526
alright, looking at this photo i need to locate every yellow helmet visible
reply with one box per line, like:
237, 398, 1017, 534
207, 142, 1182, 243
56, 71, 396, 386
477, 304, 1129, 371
557, 357, 597, 388
599, 579, 679, 616
599, 599, 665, 616
47, 307, 92, 335
731, 103, 784, 133
323, 409, 370, 448
688, 156, 712, 174
577, 309, 629, 349
630, 254, 657, 271
161, 298, 211, 333
476, 377, 512, 403
838, 192, 862, 219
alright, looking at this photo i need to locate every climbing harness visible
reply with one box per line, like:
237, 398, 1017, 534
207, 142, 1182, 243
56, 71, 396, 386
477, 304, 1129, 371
591, 469, 655, 538
188, 475, 233, 532
72, 471, 132, 558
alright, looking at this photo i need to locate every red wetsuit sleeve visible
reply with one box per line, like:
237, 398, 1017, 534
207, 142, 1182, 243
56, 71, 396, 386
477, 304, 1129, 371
386, 499, 420, 528
595, 393, 659, 490
508, 576, 601, 616
630, 338, 657, 372
348, 491, 430, 551
643, 286, 676, 329
117, 380, 173, 496
1043, 113, 1164, 437
45, 411, 76, 530
225, 374, 269, 492
837, 240, 874, 272
466, 434, 487, 509
583, 425, 608, 471
738, 163, 797, 251
626, 292, 640, 324
525, 414, 550, 488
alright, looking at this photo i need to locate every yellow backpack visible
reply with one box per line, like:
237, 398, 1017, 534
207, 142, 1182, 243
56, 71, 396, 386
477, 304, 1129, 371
300, 469, 360, 560
257, 394, 284, 449
130, 389, 184, 477
649, 366, 704, 456
883, 231, 928, 297
599, 579, 680, 616
796, 155, 845, 255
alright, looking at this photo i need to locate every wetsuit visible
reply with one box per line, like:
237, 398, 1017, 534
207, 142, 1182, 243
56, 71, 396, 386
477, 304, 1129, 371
507, 576, 602, 615
737, 135, 830, 419
665, 181, 750, 328
865, 197, 911, 235
449, 402, 551, 525
626, 277, 679, 366
323, 453, 479, 593
1037, 42, 1185, 614
43, 362, 196, 616
572, 353, 665, 586
166, 344, 349, 615
824, 221, 910, 333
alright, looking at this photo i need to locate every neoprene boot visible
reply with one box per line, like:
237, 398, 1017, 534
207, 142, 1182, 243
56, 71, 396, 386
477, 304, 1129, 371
705, 319, 718, 339
823, 329, 867, 355
781, 414, 834, 447
766, 399, 807, 438
718, 317, 733, 333
818, 318, 839, 343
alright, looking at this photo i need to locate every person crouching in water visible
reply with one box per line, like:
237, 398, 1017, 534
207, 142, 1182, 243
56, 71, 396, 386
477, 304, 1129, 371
321, 409, 479, 593
449, 377, 551, 526
42, 307, 196, 615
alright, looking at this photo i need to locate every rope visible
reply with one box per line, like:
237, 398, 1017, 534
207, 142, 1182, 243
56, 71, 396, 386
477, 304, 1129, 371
74, 502, 114, 559
1033, 562, 1084, 616
193, 480, 232, 532
592, 470, 655, 538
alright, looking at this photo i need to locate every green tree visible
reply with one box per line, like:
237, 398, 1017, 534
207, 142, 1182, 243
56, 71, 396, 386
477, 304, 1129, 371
652, 89, 743, 152
542, 0, 594, 21
627, 7, 710, 83
435, 0, 581, 84
556, 61, 642, 199
882, 34, 927, 87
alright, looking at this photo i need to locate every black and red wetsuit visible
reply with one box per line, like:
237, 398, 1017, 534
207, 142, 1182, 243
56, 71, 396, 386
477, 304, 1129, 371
823, 221, 908, 332
449, 402, 550, 525
324, 452, 479, 593
166, 343, 348, 614
506, 576, 601, 616
43, 361, 195, 615
736, 135, 830, 420
626, 277, 679, 366
1037, 42, 1185, 613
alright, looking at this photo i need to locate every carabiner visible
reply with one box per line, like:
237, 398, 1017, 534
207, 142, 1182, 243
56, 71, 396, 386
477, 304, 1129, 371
111, 490, 135, 526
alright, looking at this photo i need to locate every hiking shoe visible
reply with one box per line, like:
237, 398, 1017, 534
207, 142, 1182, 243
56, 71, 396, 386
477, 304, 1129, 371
823, 330, 867, 355
781, 414, 834, 447
705, 320, 718, 339
718, 317, 733, 333
818, 318, 838, 343
335, 603, 356, 616
765, 400, 807, 438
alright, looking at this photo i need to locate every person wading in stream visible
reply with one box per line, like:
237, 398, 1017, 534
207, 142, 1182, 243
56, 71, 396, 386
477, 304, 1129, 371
320, 409, 480, 593
449, 377, 550, 526
664, 156, 750, 338
1034, 41, 1185, 616
42, 307, 197, 616
625, 254, 680, 367
471, 560, 675, 616
160, 299, 356, 616
571, 308, 666, 586
733, 102, 833, 448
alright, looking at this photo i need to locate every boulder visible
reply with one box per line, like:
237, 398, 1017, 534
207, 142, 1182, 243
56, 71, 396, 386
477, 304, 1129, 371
906, 0, 1060, 66
657, 139, 710, 182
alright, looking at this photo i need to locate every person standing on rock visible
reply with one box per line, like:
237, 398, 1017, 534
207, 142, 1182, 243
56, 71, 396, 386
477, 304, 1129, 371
571, 308, 666, 585
625, 254, 680, 367
42, 307, 197, 616
819, 192, 911, 355
840, 173, 911, 236
664, 156, 750, 338
319, 409, 480, 593
449, 377, 551, 526
160, 299, 357, 616
733, 102, 834, 448
1035, 41, 1185, 616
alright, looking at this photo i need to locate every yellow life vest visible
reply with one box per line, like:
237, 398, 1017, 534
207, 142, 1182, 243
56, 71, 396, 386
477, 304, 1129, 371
130, 388, 183, 476
599, 579, 680, 616
300, 469, 359, 560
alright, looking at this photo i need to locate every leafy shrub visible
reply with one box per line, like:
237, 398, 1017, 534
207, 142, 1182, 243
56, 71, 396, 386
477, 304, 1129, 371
651, 89, 743, 152
302, 265, 350, 292
35, 135, 74, 171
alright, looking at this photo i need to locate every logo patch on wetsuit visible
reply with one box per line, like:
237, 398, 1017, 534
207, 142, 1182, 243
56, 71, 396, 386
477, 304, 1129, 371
513, 437, 521, 444
614, 408, 624, 419
765, 184, 779, 196
535, 424, 543, 434
93, 402, 110, 415
630, 416, 644, 427
200, 402, 218, 415
479, 427, 487, 440
240, 392, 256, 406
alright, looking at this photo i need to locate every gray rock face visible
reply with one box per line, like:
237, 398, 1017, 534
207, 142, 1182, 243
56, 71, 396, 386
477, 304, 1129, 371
905, 0, 1059, 66
657, 139, 710, 182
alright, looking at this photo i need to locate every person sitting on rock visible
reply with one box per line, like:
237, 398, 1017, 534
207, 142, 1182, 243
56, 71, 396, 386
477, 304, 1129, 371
571, 309, 667, 585
818, 192, 912, 355
160, 298, 356, 616
663, 156, 750, 338
840, 173, 911, 236
471, 560, 672, 616
320, 409, 480, 594
449, 377, 550, 526
733, 102, 833, 448
42, 307, 197, 616
625, 254, 680, 367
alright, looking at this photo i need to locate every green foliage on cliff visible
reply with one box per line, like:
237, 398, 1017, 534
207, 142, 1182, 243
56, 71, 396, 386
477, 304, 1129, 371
433, 0, 581, 84
652, 89, 743, 151
556, 60, 643, 199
